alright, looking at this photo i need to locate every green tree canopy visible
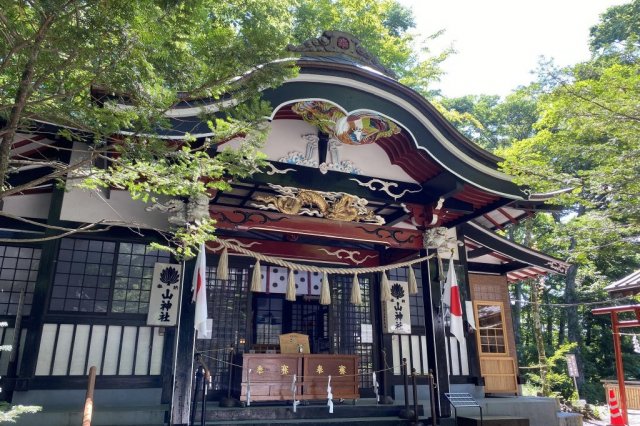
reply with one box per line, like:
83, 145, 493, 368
1, 0, 451, 257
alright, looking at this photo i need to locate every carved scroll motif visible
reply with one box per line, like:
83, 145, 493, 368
349, 177, 421, 200
317, 248, 377, 265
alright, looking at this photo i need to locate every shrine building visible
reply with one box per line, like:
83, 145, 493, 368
1, 32, 572, 426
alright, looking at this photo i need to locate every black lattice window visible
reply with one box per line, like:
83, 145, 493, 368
255, 296, 283, 345
0, 246, 40, 315
51, 239, 115, 313
112, 243, 170, 313
330, 274, 374, 389
388, 266, 425, 328
50, 239, 170, 314
196, 266, 249, 392
291, 302, 328, 353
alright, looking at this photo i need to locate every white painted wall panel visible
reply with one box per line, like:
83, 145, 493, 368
135, 327, 151, 375
411, 335, 422, 374
52, 324, 74, 375
102, 326, 121, 375
401, 335, 412, 373
86, 325, 106, 374
149, 328, 164, 375
118, 326, 137, 375
420, 336, 428, 373
0, 327, 13, 374
69, 325, 90, 375
391, 335, 401, 375
35, 324, 57, 376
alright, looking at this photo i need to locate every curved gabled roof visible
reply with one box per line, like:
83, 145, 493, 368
462, 222, 571, 282
604, 270, 640, 294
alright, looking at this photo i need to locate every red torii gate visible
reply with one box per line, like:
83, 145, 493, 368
591, 304, 640, 426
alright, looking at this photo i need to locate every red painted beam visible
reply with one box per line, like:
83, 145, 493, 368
482, 213, 503, 230
592, 304, 640, 315
210, 205, 423, 249
497, 208, 518, 225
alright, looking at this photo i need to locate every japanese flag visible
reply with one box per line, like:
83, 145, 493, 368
192, 243, 210, 339
446, 257, 465, 344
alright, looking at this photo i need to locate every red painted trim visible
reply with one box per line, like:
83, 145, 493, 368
206, 235, 380, 267
497, 208, 518, 225
482, 214, 503, 230
210, 205, 422, 249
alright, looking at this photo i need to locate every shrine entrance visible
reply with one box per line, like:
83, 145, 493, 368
195, 261, 377, 400
253, 294, 329, 354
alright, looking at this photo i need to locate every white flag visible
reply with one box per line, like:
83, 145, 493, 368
192, 243, 210, 338
446, 257, 465, 344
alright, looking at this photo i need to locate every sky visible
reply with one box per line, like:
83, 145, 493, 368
398, 0, 629, 98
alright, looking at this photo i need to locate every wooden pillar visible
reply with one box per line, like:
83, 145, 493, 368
16, 186, 65, 389
170, 258, 197, 426
456, 226, 481, 381
420, 249, 450, 418
611, 312, 629, 425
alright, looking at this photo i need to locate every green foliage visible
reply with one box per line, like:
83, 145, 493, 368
0, 0, 451, 258
0, 322, 40, 422
449, 1, 640, 405
0, 403, 41, 423
291, 0, 453, 97
0, 0, 299, 257
525, 343, 577, 399
589, 0, 640, 55
440, 91, 538, 151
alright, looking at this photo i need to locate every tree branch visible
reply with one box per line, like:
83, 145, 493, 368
0, 221, 111, 243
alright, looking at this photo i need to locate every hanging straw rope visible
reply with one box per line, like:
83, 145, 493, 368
407, 266, 418, 295
216, 248, 229, 280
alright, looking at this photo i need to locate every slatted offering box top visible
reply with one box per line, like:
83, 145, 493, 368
279, 333, 310, 354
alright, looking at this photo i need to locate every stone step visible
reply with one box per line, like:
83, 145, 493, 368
557, 411, 583, 426
197, 402, 424, 422
202, 416, 432, 426
457, 415, 529, 426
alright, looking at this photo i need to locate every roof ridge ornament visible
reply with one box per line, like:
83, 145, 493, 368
287, 30, 397, 79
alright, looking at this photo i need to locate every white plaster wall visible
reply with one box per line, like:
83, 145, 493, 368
60, 189, 169, 229
2, 193, 51, 219
222, 120, 418, 183
59, 143, 169, 229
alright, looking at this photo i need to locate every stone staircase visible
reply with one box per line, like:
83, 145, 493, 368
194, 401, 427, 426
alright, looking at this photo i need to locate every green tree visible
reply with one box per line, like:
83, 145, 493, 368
1, 0, 451, 258
440, 91, 538, 151
292, 0, 453, 97
496, 1, 640, 401
0, 0, 299, 256
589, 0, 640, 55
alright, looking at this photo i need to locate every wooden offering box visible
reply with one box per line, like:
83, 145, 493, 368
240, 353, 359, 402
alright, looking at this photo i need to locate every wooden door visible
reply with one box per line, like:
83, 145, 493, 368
473, 301, 518, 394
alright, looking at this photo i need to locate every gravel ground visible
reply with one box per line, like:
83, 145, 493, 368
583, 408, 640, 425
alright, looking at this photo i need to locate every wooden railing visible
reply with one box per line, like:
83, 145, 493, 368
82, 366, 97, 426
603, 380, 640, 409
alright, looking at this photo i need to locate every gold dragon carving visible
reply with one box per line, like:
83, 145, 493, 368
251, 184, 385, 225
